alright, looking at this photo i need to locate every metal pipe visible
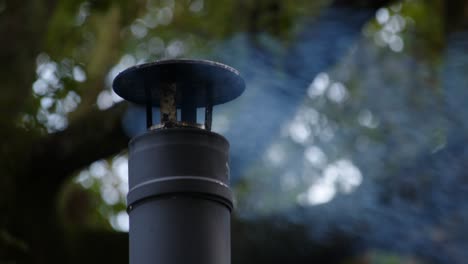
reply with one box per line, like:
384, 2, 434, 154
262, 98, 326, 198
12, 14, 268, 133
127, 128, 232, 264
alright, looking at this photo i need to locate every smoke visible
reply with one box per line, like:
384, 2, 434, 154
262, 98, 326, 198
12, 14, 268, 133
212, 7, 375, 185
213, 9, 468, 264
118, 4, 468, 263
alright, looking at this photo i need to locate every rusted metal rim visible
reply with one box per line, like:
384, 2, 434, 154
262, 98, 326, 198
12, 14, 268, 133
149, 121, 204, 130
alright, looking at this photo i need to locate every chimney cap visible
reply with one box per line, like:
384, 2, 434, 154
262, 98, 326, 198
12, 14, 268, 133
112, 59, 245, 108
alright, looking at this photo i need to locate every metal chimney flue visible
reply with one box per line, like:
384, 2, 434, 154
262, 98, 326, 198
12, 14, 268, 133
113, 59, 245, 264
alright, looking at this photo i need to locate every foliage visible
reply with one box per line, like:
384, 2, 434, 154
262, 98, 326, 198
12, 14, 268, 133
1, 0, 467, 263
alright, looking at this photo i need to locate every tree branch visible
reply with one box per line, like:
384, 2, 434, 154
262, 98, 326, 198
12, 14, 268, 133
29, 103, 129, 187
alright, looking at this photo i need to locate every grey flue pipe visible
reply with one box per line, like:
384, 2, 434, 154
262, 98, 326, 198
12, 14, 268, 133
112, 59, 245, 264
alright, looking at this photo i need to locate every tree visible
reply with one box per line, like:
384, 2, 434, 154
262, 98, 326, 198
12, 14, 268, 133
1, 0, 467, 263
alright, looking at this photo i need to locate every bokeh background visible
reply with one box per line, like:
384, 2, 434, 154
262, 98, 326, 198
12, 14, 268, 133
1, 0, 468, 263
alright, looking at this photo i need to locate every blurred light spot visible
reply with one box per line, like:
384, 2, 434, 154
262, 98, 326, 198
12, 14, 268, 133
112, 156, 128, 179
390, 2, 402, 12
289, 121, 311, 144
77, 158, 128, 216
36, 108, 48, 124
394, 15, 406, 31
63, 91, 81, 113
157, 7, 173, 25
111, 211, 129, 232
72, 66, 86, 82
327, 82, 348, 103
40, 97, 54, 109
90, 160, 108, 179
116, 211, 129, 231
148, 37, 165, 54
33, 79, 48, 96
298, 181, 336, 206
36, 61, 61, 91
379, 29, 393, 43
298, 159, 362, 206
308, 183, 336, 205
305, 146, 327, 168
330, 159, 363, 193
130, 22, 148, 39
37, 61, 57, 81
358, 109, 379, 128
55, 100, 65, 114
376, 8, 390, 25
166, 40, 185, 58
303, 108, 319, 125
389, 35, 404, 52
307, 72, 329, 98
46, 113, 68, 131
265, 143, 286, 166
111, 89, 124, 103
385, 15, 406, 34
36, 53, 50, 65
101, 185, 119, 205
190, 0, 204, 12
120, 54, 136, 67
112, 155, 129, 194
212, 115, 230, 134
97, 90, 114, 110
75, 170, 93, 189
141, 14, 158, 29
75, 2, 90, 26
